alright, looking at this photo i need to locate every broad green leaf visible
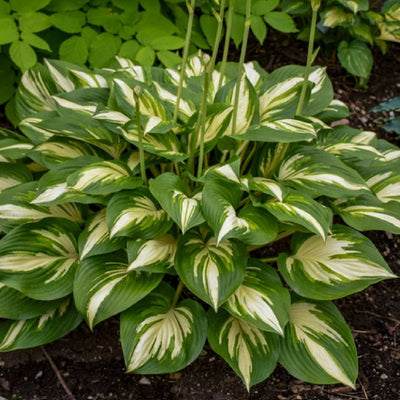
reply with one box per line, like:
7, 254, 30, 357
157, 50, 182, 68
175, 230, 247, 310
46, 0, 89, 11
279, 300, 358, 387
9, 41, 37, 72
0, 298, 82, 351
230, 13, 245, 47
238, 118, 317, 142
67, 160, 142, 195
255, 193, 332, 239
21, 32, 51, 51
135, 46, 155, 67
337, 40, 373, 79
207, 309, 280, 390
59, 36, 88, 65
121, 282, 207, 373
89, 32, 121, 67
78, 209, 124, 259
251, 15, 267, 43
9, 0, 51, 12
0, 219, 80, 300
264, 11, 297, 33
278, 225, 396, 300
18, 12, 51, 33
277, 146, 369, 198
0, 16, 19, 45
0, 284, 65, 320
127, 234, 176, 273
149, 173, 204, 234
50, 11, 86, 33
150, 35, 185, 50
334, 194, 400, 234
118, 40, 140, 61
200, 14, 218, 47
107, 188, 173, 239
74, 253, 162, 328
0, 56, 16, 104
224, 260, 290, 334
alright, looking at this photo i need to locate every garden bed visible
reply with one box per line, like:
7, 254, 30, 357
0, 34, 399, 400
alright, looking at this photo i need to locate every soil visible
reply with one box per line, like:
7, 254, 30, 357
0, 33, 400, 400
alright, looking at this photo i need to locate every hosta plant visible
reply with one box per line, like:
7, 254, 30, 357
0, 3, 399, 391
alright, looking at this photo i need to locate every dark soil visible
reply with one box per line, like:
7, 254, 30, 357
0, 33, 400, 400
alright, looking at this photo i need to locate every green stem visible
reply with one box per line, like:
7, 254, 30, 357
296, 2, 319, 116
174, 0, 196, 123
231, 0, 252, 139
196, 0, 226, 178
172, 281, 184, 308
260, 256, 278, 263
133, 86, 146, 184
274, 230, 295, 242
218, 0, 235, 91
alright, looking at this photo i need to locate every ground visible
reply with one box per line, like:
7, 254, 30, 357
0, 34, 399, 400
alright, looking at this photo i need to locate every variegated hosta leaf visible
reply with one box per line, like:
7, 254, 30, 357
127, 234, 177, 274
0, 298, 82, 351
315, 99, 349, 123
256, 193, 332, 239
0, 182, 85, 231
19, 111, 58, 145
207, 309, 280, 390
66, 160, 142, 195
249, 177, 288, 202
239, 118, 317, 143
202, 178, 249, 244
259, 77, 303, 122
114, 57, 150, 84
78, 209, 125, 260
74, 253, 163, 329
334, 194, 400, 234
360, 166, 400, 204
0, 219, 80, 300
120, 282, 207, 374
112, 78, 168, 120
106, 188, 173, 239
224, 260, 290, 334
237, 205, 278, 245
31, 157, 107, 206
175, 230, 247, 310
188, 105, 233, 152
317, 126, 382, 166
203, 157, 241, 184
29, 137, 106, 169
149, 173, 204, 234
277, 146, 369, 199
0, 163, 32, 193
0, 138, 33, 161
278, 225, 396, 300
120, 122, 187, 162
279, 300, 358, 388
216, 76, 257, 136
0, 284, 65, 320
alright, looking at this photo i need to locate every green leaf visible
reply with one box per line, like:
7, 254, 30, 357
9, 0, 51, 13
121, 282, 207, 373
149, 173, 204, 234
224, 260, 290, 334
277, 146, 369, 198
0, 219, 80, 300
74, 253, 163, 328
230, 13, 245, 47
118, 39, 140, 61
9, 41, 37, 72
156, 50, 181, 68
18, 12, 52, 33
337, 40, 373, 79
0, 16, 19, 45
253, 0, 279, 14
279, 300, 358, 387
59, 36, 88, 64
106, 188, 173, 239
150, 35, 185, 50
320, 6, 355, 28
256, 193, 332, 240
78, 209, 124, 259
0, 57, 16, 104
0, 298, 82, 351
200, 14, 218, 47
0, 285, 65, 320
50, 11, 86, 33
263, 12, 298, 33
21, 32, 51, 51
278, 225, 396, 300
127, 234, 176, 274
175, 230, 247, 310
334, 194, 400, 234
135, 45, 155, 66
0, 0, 10, 15
315, 99, 350, 123
0, 162, 32, 192
46, 0, 89, 11
89, 32, 121, 67
251, 15, 267, 43
207, 308, 280, 390
336, 0, 369, 13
